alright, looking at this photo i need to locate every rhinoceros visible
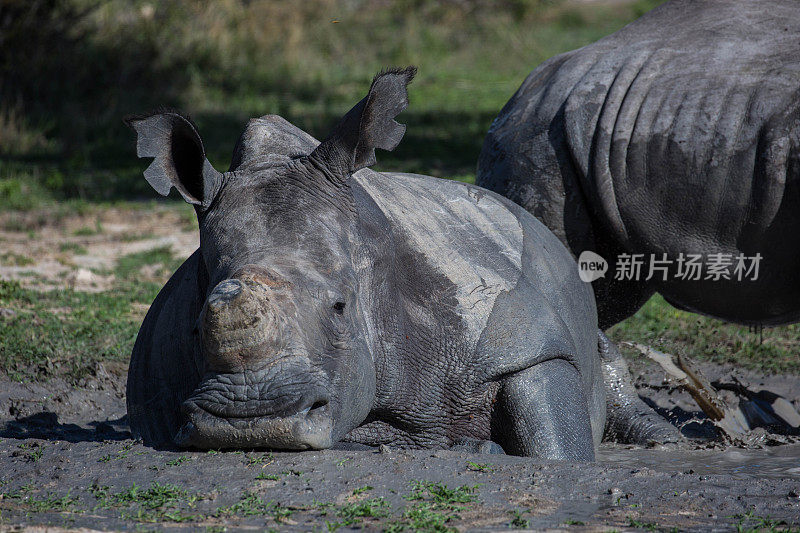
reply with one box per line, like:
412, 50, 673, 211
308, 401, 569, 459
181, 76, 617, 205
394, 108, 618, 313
126, 68, 676, 459
477, 0, 800, 329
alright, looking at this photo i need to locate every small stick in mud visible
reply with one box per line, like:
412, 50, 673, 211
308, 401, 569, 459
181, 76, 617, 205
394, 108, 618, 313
624, 343, 749, 438
626, 343, 800, 441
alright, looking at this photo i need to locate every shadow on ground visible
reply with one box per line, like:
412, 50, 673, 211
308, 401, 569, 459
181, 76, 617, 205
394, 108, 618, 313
1, 412, 130, 443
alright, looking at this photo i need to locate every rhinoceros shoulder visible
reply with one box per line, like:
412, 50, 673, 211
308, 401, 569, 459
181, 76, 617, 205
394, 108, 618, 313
352, 170, 527, 334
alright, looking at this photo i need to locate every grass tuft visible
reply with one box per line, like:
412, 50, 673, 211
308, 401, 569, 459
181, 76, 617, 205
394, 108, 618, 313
609, 294, 800, 374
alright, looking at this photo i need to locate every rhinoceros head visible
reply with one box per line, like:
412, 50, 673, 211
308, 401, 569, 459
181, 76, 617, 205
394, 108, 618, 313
126, 67, 416, 449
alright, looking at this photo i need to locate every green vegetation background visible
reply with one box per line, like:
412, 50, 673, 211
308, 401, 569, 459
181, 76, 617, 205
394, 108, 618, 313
1, 0, 797, 380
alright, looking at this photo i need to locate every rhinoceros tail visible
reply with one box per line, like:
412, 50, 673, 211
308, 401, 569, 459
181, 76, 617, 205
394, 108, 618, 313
598, 330, 682, 445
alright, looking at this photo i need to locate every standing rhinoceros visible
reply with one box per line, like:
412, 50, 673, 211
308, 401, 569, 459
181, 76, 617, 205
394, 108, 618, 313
477, 0, 800, 329
126, 68, 676, 459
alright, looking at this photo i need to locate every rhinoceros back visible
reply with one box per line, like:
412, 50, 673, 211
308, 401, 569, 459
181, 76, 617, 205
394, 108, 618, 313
479, 0, 800, 325
351, 171, 603, 441
353, 171, 598, 387
559, 0, 800, 254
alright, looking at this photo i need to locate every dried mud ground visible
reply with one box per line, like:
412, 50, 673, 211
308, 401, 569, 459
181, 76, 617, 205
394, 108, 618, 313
1, 204, 799, 532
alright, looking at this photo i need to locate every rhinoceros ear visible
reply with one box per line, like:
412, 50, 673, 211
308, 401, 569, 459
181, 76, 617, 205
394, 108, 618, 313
309, 66, 416, 176
124, 111, 222, 208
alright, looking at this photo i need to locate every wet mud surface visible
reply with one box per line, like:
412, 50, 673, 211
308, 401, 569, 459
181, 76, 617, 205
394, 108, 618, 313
1, 359, 799, 531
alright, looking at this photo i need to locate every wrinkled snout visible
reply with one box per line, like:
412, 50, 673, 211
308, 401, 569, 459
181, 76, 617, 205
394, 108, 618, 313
200, 277, 278, 373
176, 269, 334, 450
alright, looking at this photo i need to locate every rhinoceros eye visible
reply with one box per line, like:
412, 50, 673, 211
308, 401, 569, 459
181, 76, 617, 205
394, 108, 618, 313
332, 301, 346, 315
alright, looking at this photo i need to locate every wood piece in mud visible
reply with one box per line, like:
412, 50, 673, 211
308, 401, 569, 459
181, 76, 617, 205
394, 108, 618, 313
625, 343, 749, 437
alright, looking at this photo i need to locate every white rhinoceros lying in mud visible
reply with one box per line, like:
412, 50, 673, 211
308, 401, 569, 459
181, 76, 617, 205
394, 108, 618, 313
126, 68, 678, 459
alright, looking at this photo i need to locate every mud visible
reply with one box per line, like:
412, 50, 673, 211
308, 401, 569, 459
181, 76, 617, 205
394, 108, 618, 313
1, 358, 799, 531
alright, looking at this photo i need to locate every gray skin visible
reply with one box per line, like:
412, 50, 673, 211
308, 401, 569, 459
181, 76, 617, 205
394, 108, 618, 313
477, 0, 800, 329
126, 68, 678, 459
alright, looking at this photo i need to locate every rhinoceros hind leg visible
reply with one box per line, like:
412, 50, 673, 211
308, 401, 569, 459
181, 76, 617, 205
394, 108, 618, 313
599, 331, 682, 445
495, 359, 596, 460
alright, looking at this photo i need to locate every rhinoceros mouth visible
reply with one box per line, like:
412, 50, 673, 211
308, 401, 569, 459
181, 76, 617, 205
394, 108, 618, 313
182, 356, 330, 418
175, 399, 334, 450
185, 382, 330, 420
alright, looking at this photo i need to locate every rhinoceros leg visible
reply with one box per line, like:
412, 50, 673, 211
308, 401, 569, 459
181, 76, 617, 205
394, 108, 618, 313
496, 359, 596, 460
593, 276, 655, 330
598, 331, 682, 444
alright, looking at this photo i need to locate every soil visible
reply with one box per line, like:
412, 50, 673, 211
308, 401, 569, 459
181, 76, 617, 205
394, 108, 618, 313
1, 358, 799, 532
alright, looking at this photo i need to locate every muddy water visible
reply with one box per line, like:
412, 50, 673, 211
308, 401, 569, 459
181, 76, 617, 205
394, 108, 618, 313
600, 443, 800, 480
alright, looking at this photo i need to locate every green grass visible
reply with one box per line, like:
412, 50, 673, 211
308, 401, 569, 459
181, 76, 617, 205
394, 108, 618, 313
406, 481, 478, 506
114, 245, 183, 280
214, 492, 294, 523
382, 481, 481, 532
72, 222, 102, 236
245, 452, 274, 466
0, 243, 185, 382
18, 476, 787, 532
609, 295, 800, 374
352, 485, 373, 496
110, 482, 193, 511
466, 461, 493, 473
0, 252, 34, 266
733, 509, 800, 533
388, 503, 458, 532
89, 481, 202, 523
0, 488, 80, 513
0, 176, 50, 211
27, 493, 79, 513
15, 443, 45, 463
0, 279, 146, 381
97, 442, 136, 464
321, 481, 482, 532
166, 455, 190, 467
118, 231, 157, 242
509, 509, 530, 529
627, 516, 659, 531
58, 242, 89, 255
0, 0, 666, 206
337, 497, 391, 521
